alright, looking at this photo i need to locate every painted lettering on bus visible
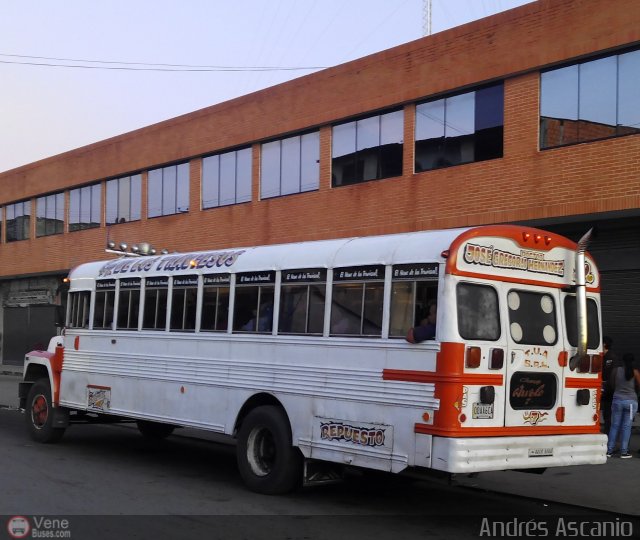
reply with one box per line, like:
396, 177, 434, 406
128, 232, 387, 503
98, 250, 245, 277
462, 242, 565, 277
320, 422, 386, 447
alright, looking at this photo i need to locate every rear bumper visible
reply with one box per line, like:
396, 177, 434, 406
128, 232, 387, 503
430, 433, 607, 473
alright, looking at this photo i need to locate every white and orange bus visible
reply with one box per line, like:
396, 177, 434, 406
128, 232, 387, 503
20, 225, 606, 494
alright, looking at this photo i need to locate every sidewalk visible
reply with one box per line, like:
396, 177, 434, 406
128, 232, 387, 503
1, 367, 638, 516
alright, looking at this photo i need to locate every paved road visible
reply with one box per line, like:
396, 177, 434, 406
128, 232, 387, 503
2, 409, 633, 540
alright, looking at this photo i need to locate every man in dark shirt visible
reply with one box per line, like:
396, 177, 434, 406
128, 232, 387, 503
406, 302, 437, 343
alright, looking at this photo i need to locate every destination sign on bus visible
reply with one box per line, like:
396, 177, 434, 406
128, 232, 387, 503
463, 242, 565, 277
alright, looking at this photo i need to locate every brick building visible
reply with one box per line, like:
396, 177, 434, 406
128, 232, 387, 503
0, 0, 639, 366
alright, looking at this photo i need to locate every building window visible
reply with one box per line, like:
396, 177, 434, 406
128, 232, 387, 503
148, 162, 190, 217
69, 184, 101, 232
332, 110, 403, 187
415, 83, 504, 172
6, 200, 31, 242
106, 174, 142, 225
279, 269, 326, 335
202, 148, 251, 208
330, 266, 385, 337
261, 132, 319, 199
540, 49, 640, 148
35, 193, 64, 237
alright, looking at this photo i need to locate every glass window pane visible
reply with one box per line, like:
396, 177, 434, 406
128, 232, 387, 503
281, 136, 301, 196
45, 194, 56, 236
507, 291, 557, 346
106, 180, 117, 224
236, 148, 252, 203
130, 174, 142, 221
219, 152, 237, 205
564, 296, 600, 349
390, 282, 414, 337
579, 56, 617, 138
162, 166, 177, 215
540, 65, 579, 147
148, 169, 162, 218
80, 186, 91, 228
356, 116, 380, 151
445, 92, 475, 137
170, 289, 185, 330
618, 50, 640, 134
69, 189, 80, 230
330, 283, 363, 336
300, 132, 320, 192
307, 284, 326, 334
90, 184, 101, 227
176, 163, 190, 213
475, 84, 504, 162
202, 155, 220, 209
256, 288, 274, 333
362, 282, 384, 336
261, 140, 281, 199
380, 110, 403, 145
457, 283, 500, 340
233, 287, 260, 331
332, 122, 356, 158
55, 193, 64, 233
279, 285, 308, 333
118, 176, 131, 222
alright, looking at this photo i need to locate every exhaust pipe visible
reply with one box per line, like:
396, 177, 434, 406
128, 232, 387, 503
569, 228, 593, 371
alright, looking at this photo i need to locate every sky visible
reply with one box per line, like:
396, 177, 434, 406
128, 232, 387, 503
0, 0, 534, 173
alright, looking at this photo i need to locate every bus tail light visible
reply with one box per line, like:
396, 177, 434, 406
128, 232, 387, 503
576, 389, 590, 406
489, 348, 504, 370
480, 386, 495, 404
590, 354, 602, 373
465, 346, 481, 368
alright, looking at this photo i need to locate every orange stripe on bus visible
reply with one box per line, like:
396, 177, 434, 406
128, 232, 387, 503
51, 346, 64, 406
415, 423, 601, 437
383, 369, 503, 386
565, 377, 601, 388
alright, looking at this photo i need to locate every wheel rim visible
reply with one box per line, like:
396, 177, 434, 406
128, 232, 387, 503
246, 426, 276, 477
31, 394, 49, 429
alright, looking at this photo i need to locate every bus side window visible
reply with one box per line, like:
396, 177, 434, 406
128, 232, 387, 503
68, 291, 91, 329
170, 276, 198, 332
143, 278, 168, 331
94, 280, 115, 330
201, 284, 230, 332
279, 269, 326, 335
117, 278, 141, 331
233, 272, 276, 334
330, 266, 385, 337
389, 264, 438, 338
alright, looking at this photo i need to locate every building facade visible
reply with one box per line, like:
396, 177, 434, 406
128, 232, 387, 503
1, 0, 639, 366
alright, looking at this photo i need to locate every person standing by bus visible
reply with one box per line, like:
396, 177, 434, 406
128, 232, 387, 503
606, 353, 640, 459
601, 336, 619, 435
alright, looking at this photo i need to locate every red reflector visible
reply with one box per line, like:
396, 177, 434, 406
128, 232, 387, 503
558, 351, 568, 367
459, 414, 467, 423
440, 250, 450, 259
489, 348, 504, 370
556, 407, 565, 422
74, 336, 80, 350
466, 346, 481, 368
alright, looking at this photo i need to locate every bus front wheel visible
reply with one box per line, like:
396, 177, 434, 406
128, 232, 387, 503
236, 405, 302, 494
26, 378, 65, 443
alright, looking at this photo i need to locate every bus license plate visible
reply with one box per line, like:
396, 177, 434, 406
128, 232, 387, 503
528, 447, 553, 458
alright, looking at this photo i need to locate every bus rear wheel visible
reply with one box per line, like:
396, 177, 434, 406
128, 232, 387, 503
26, 378, 65, 443
236, 405, 302, 494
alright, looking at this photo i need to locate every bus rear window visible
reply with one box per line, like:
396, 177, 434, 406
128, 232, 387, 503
507, 290, 557, 345
564, 296, 600, 349
456, 283, 500, 341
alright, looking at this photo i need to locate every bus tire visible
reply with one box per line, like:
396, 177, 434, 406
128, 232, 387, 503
236, 405, 302, 495
136, 420, 175, 440
26, 378, 65, 444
